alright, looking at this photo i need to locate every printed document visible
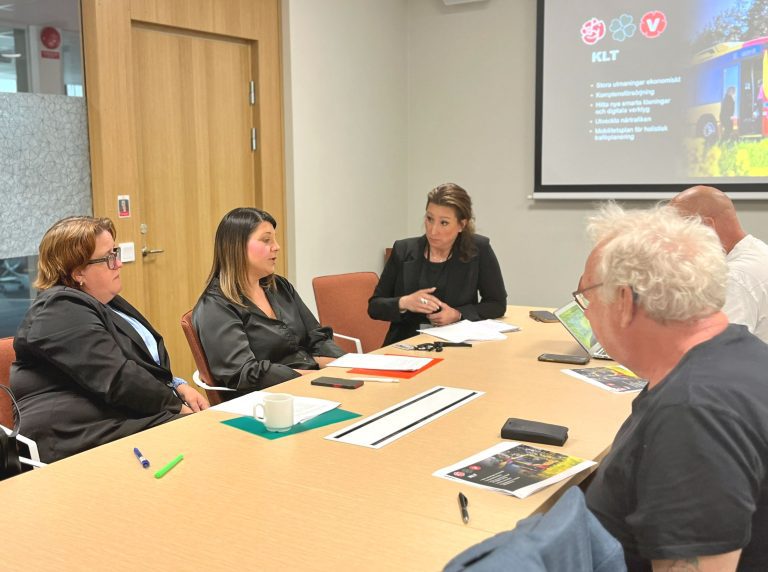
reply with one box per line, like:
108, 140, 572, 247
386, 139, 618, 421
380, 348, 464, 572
211, 391, 340, 424
561, 365, 647, 393
326, 354, 432, 371
419, 319, 519, 343
325, 386, 483, 448
434, 441, 596, 499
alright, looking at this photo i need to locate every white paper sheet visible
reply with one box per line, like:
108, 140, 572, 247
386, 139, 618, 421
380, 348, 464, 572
210, 391, 340, 423
325, 386, 483, 448
476, 319, 521, 333
418, 319, 518, 343
325, 354, 432, 371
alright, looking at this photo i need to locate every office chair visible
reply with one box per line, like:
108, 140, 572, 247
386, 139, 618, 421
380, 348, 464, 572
312, 272, 388, 354
0, 338, 28, 479
0, 337, 16, 429
180, 311, 235, 406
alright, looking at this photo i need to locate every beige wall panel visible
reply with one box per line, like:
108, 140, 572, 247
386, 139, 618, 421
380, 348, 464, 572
130, 0, 280, 40
82, 0, 148, 310
82, 0, 286, 377
127, 0, 286, 267
251, 1, 287, 264
132, 24, 258, 378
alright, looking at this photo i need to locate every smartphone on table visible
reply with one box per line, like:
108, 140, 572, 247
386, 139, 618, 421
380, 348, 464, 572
311, 377, 364, 389
537, 353, 589, 365
529, 310, 558, 323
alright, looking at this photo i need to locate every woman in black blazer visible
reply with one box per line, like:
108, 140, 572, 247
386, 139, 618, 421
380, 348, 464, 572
193, 208, 344, 393
368, 183, 507, 345
12, 216, 208, 463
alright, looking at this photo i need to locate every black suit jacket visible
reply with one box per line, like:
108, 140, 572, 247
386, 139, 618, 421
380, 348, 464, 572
11, 286, 183, 462
368, 235, 507, 345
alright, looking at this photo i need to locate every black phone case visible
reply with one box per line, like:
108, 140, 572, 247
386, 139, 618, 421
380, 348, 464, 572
538, 353, 590, 365
311, 377, 363, 389
500, 417, 569, 446
529, 310, 558, 323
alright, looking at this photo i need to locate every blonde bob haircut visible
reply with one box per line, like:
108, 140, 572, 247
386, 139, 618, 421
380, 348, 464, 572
35, 216, 116, 290
587, 202, 727, 322
204, 207, 278, 306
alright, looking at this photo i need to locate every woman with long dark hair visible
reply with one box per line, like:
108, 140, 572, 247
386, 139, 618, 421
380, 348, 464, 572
193, 208, 344, 392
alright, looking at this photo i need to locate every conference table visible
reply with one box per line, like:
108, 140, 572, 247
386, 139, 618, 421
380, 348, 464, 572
0, 306, 636, 571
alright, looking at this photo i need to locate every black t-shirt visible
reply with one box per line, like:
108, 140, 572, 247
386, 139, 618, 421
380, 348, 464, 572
585, 325, 768, 571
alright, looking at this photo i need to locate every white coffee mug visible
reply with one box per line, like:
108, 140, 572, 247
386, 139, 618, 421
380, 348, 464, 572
253, 393, 294, 432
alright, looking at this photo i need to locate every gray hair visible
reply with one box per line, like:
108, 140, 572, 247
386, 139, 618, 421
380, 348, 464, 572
587, 202, 727, 322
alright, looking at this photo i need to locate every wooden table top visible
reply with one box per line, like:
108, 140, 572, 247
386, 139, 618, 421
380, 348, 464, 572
0, 306, 634, 571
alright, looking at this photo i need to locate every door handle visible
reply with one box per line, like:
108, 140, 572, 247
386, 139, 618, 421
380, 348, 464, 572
141, 247, 165, 257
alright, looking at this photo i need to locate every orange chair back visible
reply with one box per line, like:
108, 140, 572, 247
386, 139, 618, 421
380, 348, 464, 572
312, 272, 387, 354
180, 311, 226, 406
0, 337, 16, 429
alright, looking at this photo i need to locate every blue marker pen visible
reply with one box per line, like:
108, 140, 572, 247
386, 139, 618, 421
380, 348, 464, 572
133, 447, 150, 469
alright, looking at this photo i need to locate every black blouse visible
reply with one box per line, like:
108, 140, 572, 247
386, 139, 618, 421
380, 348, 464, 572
193, 276, 345, 392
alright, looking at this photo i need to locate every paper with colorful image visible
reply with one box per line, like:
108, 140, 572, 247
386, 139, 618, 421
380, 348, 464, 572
433, 442, 596, 499
561, 365, 647, 393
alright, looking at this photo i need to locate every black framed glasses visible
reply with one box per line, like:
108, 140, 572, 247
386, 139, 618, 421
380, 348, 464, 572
87, 247, 121, 270
572, 282, 603, 311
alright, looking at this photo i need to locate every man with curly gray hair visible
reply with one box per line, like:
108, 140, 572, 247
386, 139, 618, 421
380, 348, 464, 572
579, 203, 768, 572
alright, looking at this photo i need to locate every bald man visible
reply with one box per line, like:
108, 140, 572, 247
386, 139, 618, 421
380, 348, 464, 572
670, 185, 768, 343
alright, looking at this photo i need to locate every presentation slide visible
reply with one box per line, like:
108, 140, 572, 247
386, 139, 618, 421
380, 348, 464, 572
537, 0, 768, 196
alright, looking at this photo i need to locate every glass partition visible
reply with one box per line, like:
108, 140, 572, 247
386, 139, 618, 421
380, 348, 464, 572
0, 0, 88, 337
0, 0, 82, 96
0, 255, 37, 337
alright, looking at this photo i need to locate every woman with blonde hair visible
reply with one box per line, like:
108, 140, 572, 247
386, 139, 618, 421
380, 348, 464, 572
12, 216, 207, 463
193, 208, 344, 393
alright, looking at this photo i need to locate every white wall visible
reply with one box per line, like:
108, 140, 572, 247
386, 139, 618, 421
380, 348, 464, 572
285, 0, 768, 312
406, 0, 612, 307
282, 0, 408, 312
406, 0, 768, 307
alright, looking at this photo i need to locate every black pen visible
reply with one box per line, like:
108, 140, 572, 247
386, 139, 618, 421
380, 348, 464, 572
458, 492, 469, 524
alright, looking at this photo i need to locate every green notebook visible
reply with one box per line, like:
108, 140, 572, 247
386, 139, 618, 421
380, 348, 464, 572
221, 408, 360, 440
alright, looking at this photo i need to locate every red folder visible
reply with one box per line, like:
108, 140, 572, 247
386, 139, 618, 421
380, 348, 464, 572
348, 355, 443, 379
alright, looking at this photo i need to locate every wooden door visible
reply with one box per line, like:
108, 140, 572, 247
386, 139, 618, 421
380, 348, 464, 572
82, 0, 286, 382
132, 25, 256, 378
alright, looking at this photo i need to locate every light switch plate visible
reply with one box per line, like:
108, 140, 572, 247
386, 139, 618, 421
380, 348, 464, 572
119, 242, 136, 263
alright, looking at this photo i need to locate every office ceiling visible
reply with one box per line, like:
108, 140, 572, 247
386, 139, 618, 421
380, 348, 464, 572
0, 0, 80, 32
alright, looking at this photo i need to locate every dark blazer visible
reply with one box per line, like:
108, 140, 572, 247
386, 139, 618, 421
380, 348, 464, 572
193, 276, 345, 393
368, 234, 507, 345
11, 286, 183, 463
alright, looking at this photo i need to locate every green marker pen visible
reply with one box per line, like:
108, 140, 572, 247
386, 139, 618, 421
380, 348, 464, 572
154, 454, 184, 479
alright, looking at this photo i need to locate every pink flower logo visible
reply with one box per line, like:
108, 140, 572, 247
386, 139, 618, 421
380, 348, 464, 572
640, 11, 667, 38
581, 18, 606, 45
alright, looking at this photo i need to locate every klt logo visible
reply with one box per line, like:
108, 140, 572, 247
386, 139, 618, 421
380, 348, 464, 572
581, 11, 667, 46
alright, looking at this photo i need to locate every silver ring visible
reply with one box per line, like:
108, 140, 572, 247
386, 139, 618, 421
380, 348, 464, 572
419, 297, 428, 305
